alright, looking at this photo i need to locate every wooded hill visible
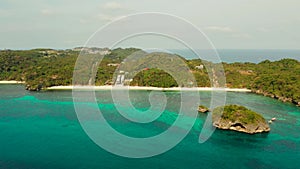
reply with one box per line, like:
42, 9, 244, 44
0, 48, 299, 106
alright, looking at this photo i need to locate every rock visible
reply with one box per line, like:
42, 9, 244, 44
198, 105, 209, 113
25, 84, 43, 91
253, 89, 298, 106
212, 105, 270, 134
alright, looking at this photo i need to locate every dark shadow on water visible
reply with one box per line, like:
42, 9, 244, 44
245, 158, 280, 169
208, 128, 270, 150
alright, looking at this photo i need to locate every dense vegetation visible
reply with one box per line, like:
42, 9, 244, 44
212, 105, 270, 134
0, 49, 76, 90
0, 48, 299, 105
212, 105, 265, 125
223, 59, 300, 105
131, 69, 178, 88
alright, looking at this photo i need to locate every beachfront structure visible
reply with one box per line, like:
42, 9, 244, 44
115, 74, 125, 86
72, 47, 111, 55
107, 63, 120, 67
195, 65, 204, 69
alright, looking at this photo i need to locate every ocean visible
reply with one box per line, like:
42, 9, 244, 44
0, 85, 299, 169
170, 49, 300, 63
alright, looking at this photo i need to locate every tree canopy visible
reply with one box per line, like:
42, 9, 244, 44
0, 48, 299, 105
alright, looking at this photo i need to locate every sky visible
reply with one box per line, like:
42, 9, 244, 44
0, 0, 300, 49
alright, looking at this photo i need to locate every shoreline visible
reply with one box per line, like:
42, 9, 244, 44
0, 80, 25, 84
46, 85, 252, 92
1, 83, 297, 105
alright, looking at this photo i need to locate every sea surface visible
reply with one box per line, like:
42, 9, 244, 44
0, 85, 300, 169
171, 49, 300, 63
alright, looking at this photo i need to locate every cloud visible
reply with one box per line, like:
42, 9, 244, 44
0, 9, 13, 17
257, 27, 269, 32
232, 33, 252, 39
94, 2, 130, 23
205, 26, 252, 39
102, 2, 123, 10
97, 14, 125, 22
41, 9, 54, 16
79, 14, 127, 24
95, 2, 134, 23
97, 14, 116, 21
204, 26, 234, 33
79, 19, 88, 24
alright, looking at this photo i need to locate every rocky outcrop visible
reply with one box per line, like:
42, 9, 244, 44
198, 105, 209, 113
253, 89, 299, 107
212, 105, 270, 134
25, 84, 43, 91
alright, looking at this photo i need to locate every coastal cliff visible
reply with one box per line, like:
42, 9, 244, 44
253, 89, 300, 107
212, 105, 270, 134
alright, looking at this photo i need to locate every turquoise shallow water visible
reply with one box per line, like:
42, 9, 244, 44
0, 85, 300, 169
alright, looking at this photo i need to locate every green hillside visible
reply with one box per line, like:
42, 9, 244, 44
0, 48, 299, 105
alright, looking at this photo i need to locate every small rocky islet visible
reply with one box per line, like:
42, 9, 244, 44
197, 105, 210, 113
205, 104, 270, 134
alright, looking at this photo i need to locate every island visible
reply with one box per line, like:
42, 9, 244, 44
212, 105, 270, 134
198, 105, 209, 113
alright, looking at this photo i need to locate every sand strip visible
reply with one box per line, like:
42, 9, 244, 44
47, 85, 251, 92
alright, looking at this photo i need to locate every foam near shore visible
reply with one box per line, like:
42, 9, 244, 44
47, 85, 251, 92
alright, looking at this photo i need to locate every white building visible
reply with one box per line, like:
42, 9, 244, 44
195, 65, 204, 69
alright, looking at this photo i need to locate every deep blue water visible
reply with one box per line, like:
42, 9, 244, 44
170, 49, 300, 63
0, 85, 300, 169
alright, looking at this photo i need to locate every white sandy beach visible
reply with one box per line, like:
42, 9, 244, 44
47, 85, 251, 92
0, 81, 251, 92
0, 80, 25, 84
